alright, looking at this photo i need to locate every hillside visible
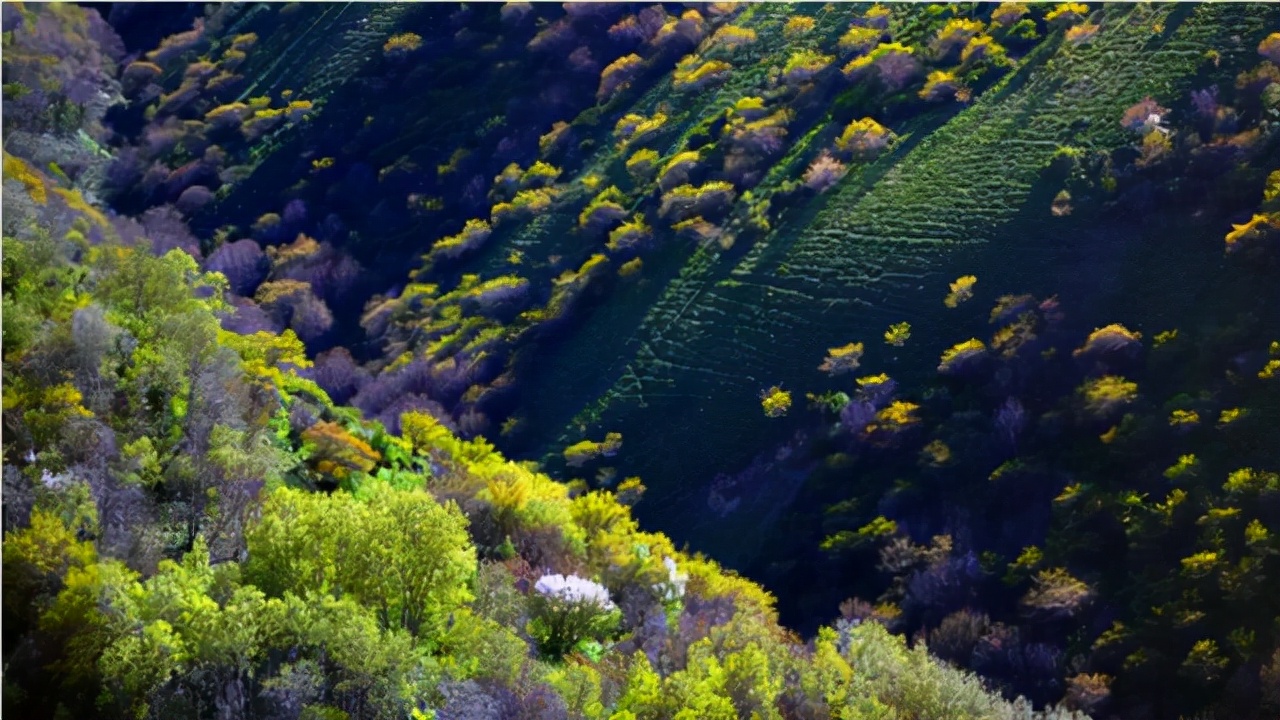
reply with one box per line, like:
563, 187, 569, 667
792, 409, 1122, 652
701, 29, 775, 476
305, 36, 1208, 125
4, 3, 1280, 719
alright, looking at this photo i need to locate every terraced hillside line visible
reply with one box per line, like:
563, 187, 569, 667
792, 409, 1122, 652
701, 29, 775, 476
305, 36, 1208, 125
507, 5, 970, 447
550, 3, 1276, 563
771, 3, 1248, 287
456, 4, 866, 444
475, 1, 833, 278
233, 3, 413, 103
579, 2, 1264, 426
212, 4, 418, 209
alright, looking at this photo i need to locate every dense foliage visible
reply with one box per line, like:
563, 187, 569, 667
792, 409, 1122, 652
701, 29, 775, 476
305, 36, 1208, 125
4, 2, 1279, 719
1, 168, 1068, 718
756, 17, 1280, 719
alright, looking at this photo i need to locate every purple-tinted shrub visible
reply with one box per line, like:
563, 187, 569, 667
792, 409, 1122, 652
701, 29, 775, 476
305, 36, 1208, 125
174, 185, 214, 214
636, 6, 668, 40
462, 279, 532, 317
349, 369, 422, 422
598, 53, 644, 100
579, 204, 628, 236
430, 219, 493, 262
254, 280, 333, 343
205, 71, 244, 101
203, 144, 227, 169
140, 205, 201, 257
564, 2, 625, 22
802, 152, 848, 193
120, 60, 162, 97
359, 294, 398, 343
518, 682, 570, 720
658, 182, 737, 222
875, 48, 920, 91
456, 407, 490, 438
285, 289, 333, 344
656, 153, 700, 192
315, 212, 348, 243
105, 213, 147, 250
566, 46, 599, 75
432, 357, 487, 404
930, 18, 984, 61
286, 401, 320, 438
1191, 85, 1219, 119
970, 622, 1024, 679
1072, 323, 1142, 373
937, 339, 989, 377
919, 70, 963, 102
671, 216, 723, 245
622, 595, 671, 668
143, 117, 186, 158
251, 212, 288, 243
267, 240, 362, 304
1016, 643, 1066, 703
204, 239, 269, 296
527, 17, 577, 54
837, 597, 901, 632
184, 120, 215, 157
0, 2, 21, 31
902, 552, 982, 624
220, 296, 283, 335
266, 232, 319, 273
146, 18, 207, 66
840, 399, 878, 435
303, 347, 370, 405
1259, 32, 1280, 64
993, 397, 1027, 449
651, 9, 705, 54
69, 301, 115, 365
606, 218, 653, 253
669, 593, 738, 670
3, 5, 122, 126
456, 174, 488, 212
964, 639, 1062, 703
155, 80, 204, 117
720, 156, 762, 190
307, 250, 362, 304
608, 16, 649, 47
183, 59, 218, 83
102, 147, 147, 198
927, 609, 992, 665
492, 136, 525, 162
857, 374, 897, 407
727, 114, 791, 157
351, 358, 478, 425
500, 2, 533, 26
380, 395, 455, 437
281, 198, 308, 228
989, 293, 1037, 325
437, 680, 523, 720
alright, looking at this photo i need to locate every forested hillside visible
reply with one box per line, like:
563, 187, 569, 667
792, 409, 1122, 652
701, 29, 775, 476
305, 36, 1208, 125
3, 2, 1280, 719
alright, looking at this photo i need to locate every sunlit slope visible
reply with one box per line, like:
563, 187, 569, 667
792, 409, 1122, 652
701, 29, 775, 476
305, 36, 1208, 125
538, 3, 1277, 561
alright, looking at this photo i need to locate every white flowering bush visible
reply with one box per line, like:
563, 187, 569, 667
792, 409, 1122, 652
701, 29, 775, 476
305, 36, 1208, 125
528, 573, 621, 659
535, 574, 615, 608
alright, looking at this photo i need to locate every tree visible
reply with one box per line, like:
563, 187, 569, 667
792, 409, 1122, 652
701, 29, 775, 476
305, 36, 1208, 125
245, 485, 476, 638
1021, 568, 1094, 622
2, 508, 98, 630
301, 420, 381, 480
